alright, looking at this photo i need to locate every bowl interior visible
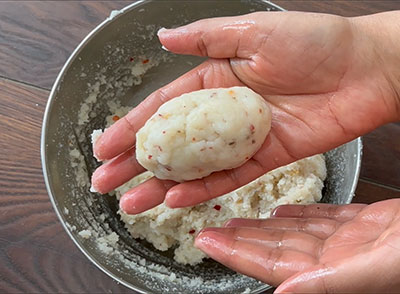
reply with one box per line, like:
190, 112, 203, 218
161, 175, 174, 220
42, 1, 361, 293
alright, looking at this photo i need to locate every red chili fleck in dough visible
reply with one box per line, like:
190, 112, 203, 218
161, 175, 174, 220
112, 115, 120, 122
250, 124, 255, 133
189, 229, 196, 234
148, 155, 152, 160
165, 166, 172, 171
252, 139, 256, 144
245, 156, 249, 160
158, 114, 163, 118
192, 137, 196, 141
259, 108, 262, 113
142, 59, 149, 64
156, 145, 163, 152
129, 57, 134, 62
213, 205, 221, 211
162, 131, 166, 134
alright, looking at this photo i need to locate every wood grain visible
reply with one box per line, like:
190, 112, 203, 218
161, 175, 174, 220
0, 78, 134, 293
354, 179, 400, 204
273, 0, 400, 15
360, 123, 400, 188
1, 1, 400, 90
0, 1, 132, 90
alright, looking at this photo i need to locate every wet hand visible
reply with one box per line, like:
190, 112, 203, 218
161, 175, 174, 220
196, 200, 400, 293
91, 12, 400, 213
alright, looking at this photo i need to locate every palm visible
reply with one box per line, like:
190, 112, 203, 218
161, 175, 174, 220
195, 200, 400, 293
206, 12, 392, 170
91, 12, 398, 213
319, 201, 400, 266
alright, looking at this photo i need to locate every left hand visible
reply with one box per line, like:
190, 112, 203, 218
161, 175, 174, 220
195, 199, 400, 293
91, 11, 400, 214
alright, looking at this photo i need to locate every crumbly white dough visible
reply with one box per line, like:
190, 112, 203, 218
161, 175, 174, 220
136, 87, 272, 182
117, 155, 326, 265
90, 96, 326, 266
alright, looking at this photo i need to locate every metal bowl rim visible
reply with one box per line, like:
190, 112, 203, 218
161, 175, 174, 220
40, 1, 360, 293
41, 1, 151, 293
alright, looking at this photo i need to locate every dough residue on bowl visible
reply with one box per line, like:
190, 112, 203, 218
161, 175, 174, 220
116, 154, 326, 265
92, 106, 327, 265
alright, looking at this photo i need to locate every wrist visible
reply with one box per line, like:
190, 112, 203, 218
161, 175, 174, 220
350, 11, 400, 121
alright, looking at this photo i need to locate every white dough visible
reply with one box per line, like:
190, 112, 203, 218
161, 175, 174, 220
89, 105, 327, 266
136, 87, 272, 182
117, 155, 326, 265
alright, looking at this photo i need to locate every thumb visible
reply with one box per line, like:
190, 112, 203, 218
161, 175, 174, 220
157, 12, 283, 58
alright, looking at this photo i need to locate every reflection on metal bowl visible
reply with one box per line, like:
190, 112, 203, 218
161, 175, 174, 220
41, 1, 362, 293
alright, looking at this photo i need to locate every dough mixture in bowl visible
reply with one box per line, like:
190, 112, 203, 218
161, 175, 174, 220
91, 87, 326, 266
136, 87, 272, 182
116, 155, 326, 265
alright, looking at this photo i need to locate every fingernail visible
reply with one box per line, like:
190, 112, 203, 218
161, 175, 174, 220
93, 127, 109, 161
157, 27, 168, 37
165, 189, 189, 208
119, 193, 137, 214
91, 168, 106, 194
223, 218, 243, 227
195, 230, 232, 260
196, 227, 219, 236
274, 285, 295, 294
94, 139, 104, 161
90, 185, 98, 193
164, 191, 178, 208
91, 131, 104, 161
223, 219, 234, 227
223, 218, 254, 227
158, 26, 189, 37
271, 206, 280, 217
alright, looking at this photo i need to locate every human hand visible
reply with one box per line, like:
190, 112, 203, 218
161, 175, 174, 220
195, 199, 400, 293
91, 11, 400, 213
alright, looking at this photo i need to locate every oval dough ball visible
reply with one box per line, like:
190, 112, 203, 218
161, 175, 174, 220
136, 86, 272, 182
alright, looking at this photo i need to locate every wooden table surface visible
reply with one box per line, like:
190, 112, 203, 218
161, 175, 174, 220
1, 1, 399, 293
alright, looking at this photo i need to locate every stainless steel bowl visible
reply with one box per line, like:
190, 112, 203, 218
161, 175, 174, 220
41, 1, 362, 293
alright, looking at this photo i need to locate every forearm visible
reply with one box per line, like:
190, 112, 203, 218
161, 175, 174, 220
351, 11, 400, 121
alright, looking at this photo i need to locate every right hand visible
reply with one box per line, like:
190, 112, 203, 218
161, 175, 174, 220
92, 11, 400, 214
195, 200, 400, 293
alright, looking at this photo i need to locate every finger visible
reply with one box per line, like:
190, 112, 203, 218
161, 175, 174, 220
164, 132, 296, 208
158, 12, 282, 58
199, 227, 322, 257
91, 148, 145, 194
119, 178, 176, 214
94, 59, 242, 161
165, 157, 266, 208
93, 66, 205, 161
195, 229, 317, 287
224, 217, 339, 240
271, 203, 367, 223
